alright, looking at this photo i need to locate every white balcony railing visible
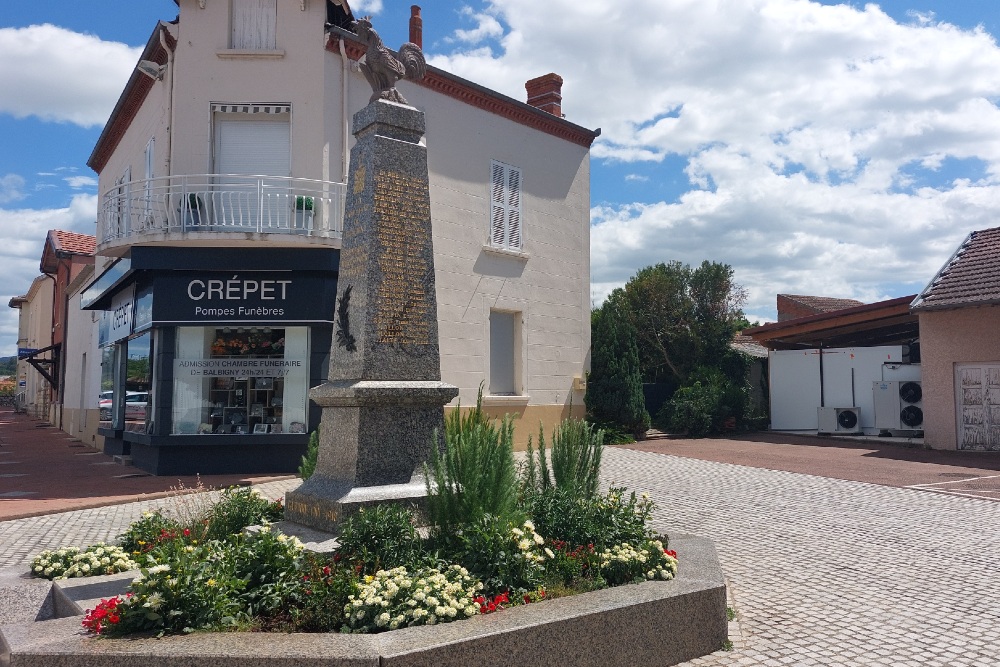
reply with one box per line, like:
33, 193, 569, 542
99, 175, 346, 243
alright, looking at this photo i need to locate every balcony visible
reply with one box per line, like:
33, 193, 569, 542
98, 175, 346, 248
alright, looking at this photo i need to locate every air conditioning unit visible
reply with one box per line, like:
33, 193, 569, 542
817, 407, 861, 434
873, 380, 923, 430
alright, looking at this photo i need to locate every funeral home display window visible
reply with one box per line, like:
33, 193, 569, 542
170, 326, 309, 435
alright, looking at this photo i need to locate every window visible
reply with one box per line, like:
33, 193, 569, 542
232, 0, 277, 50
489, 310, 520, 395
490, 161, 522, 250
171, 327, 309, 435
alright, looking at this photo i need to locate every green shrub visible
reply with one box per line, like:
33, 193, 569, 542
658, 366, 750, 436
526, 487, 655, 552
438, 515, 546, 597
586, 298, 650, 439
104, 540, 248, 636
285, 555, 357, 632
299, 428, 319, 479
424, 387, 519, 533
31, 544, 137, 580
117, 510, 183, 556
336, 504, 423, 574
343, 565, 481, 633
229, 527, 305, 617
525, 418, 604, 500
204, 486, 283, 541
598, 538, 678, 586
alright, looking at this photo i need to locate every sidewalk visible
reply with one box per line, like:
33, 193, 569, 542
0, 406, 296, 521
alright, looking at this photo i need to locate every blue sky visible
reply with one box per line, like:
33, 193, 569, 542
2, 0, 1000, 355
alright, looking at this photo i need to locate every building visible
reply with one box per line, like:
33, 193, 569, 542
911, 226, 1000, 451
79, 1, 597, 474
8, 277, 55, 420
10, 231, 97, 425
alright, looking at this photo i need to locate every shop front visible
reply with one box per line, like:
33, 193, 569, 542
82, 246, 338, 475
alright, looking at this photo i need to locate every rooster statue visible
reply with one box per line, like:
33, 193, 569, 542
354, 17, 427, 105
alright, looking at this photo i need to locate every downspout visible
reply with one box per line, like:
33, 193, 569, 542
338, 37, 350, 182
160, 26, 176, 177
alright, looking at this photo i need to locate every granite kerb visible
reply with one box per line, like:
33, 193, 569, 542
1, 535, 726, 667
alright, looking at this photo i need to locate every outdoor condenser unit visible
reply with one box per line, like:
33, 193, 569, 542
817, 407, 861, 434
873, 380, 923, 430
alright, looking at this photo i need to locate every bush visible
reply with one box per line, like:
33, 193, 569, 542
31, 544, 137, 580
336, 504, 423, 575
586, 300, 650, 439
284, 555, 357, 632
229, 527, 306, 617
524, 418, 604, 501
204, 486, 283, 541
441, 515, 546, 596
343, 565, 482, 633
299, 428, 319, 479
117, 511, 183, 556
424, 388, 519, 533
598, 539, 678, 586
525, 487, 655, 553
657, 366, 750, 436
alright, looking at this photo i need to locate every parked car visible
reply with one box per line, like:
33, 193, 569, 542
99, 391, 148, 421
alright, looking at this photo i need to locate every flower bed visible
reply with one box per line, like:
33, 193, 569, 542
27, 404, 688, 641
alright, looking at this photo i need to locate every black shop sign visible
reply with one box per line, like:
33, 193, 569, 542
151, 272, 336, 325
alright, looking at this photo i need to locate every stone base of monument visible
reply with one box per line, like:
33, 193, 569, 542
284, 478, 430, 537
0, 535, 728, 667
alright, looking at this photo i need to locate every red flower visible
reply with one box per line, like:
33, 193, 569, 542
322, 566, 331, 576
183, 528, 191, 537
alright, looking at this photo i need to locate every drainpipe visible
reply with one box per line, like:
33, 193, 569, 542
160, 25, 176, 178
338, 37, 350, 182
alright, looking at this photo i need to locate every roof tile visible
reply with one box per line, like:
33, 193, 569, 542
912, 226, 1000, 310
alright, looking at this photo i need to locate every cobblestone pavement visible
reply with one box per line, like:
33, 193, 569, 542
4, 450, 1000, 665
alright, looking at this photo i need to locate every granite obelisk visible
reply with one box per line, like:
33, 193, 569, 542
285, 97, 458, 533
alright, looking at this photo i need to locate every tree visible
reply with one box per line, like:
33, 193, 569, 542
586, 295, 650, 439
618, 261, 747, 384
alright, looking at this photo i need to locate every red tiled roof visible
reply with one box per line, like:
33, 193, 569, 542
49, 230, 96, 256
731, 333, 768, 358
779, 294, 864, 314
912, 226, 1000, 311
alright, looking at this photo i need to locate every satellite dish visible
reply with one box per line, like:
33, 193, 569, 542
136, 60, 167, 81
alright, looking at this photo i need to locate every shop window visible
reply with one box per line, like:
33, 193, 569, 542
125, 333, 153, 433
232, 0, 277, 50
171, 326, 309, 436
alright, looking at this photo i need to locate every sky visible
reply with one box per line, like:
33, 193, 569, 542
2, 0, 1000, 355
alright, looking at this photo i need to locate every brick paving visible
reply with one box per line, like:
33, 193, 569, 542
4, 432, 1000, 664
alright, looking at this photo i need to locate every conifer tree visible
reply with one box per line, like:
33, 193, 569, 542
586, 296, 650, 439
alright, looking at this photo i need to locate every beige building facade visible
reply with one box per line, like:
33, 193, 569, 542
81, 1, 596, 474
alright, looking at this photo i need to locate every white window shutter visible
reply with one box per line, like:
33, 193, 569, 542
490, 161, 508, 246
506, 166, 522, 249
489, 161, 523, 249
232, 0, 276, 50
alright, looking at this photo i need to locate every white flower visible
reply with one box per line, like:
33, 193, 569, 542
523, 520, 535, 531
148, 564, 171, 575
544, 548, 555, 559
144, 592, 164, 610
518, 539, 531, 551
376, 612, 391, 626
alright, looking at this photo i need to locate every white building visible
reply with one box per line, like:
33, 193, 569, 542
78, 0, 597, 474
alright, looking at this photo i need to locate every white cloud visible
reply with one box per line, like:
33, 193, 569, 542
428, 0, 1000, 317
65, 176, 98, 190
351, 0, 383, 14
0, 24, 141, 127
0, 174, 26, 204
448, 7, 505, 45
0, 195, 97, 355
625, 174, 649, 183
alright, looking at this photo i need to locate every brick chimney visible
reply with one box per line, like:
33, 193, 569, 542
409, 5, 423, 48
525, 73, 563, 117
